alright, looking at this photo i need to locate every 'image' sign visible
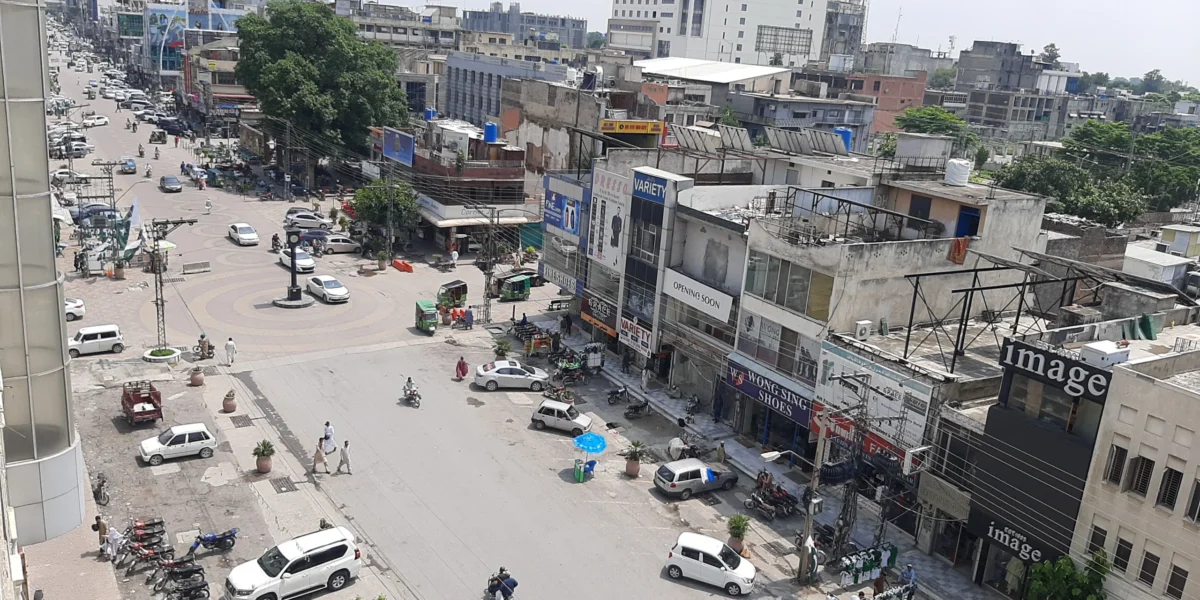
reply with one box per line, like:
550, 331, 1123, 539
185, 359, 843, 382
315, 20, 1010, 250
999, 339, 1111, 402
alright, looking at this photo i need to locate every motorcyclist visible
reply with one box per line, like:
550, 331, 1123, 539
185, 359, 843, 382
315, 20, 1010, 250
154, 147, 160, 160
145, 165, 152, 178
271, 233, 281, 251
138, 143, 144, 158
403, 377, 418, 399
486, 569, 517, 599
125, 118, 131, 129
197, 333, 211, 358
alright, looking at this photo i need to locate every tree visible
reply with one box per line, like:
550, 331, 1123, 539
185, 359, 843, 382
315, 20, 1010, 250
928, 68, 956, 90
1138, 69, 1166, 95
348, 179, 420, 251
1109, 77, 1133, 90
973, 145, 990, 170
1065, 181, 1146, 227
893, 106, 976, 155
1076, 72, 1110, 94
994, 154, 1092, 203
1062, 120, 1132, 168
236, 0, 410, 163
768, 52, 783, 66
1039, 43, 1062, 69
718, 105, 742, 127
1027, 551, 1109, 600
876, 132, 896, 158
586, 31, 606, 49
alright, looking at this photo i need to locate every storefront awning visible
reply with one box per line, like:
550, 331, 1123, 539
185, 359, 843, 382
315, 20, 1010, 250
212, 93, 254, 100
419, 211, 537, 228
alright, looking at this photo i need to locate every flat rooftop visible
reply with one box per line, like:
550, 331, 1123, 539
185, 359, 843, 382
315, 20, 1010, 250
885, 179, 1040, 205
1125, 244, 1194, 268
635, 57, 789, 84
737, 91, 876, 106
1091, 323, 1200, 364
767, 150, 877, 178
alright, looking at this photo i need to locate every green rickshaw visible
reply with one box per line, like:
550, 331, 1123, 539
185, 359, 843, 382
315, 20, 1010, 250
437, 280, 468, 308
499, 275, 531, 302
415, 299, 438, 334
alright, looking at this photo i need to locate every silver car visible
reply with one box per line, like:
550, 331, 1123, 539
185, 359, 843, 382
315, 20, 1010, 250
322, 234, 360, 254
654, 458, 739, 500
474, 360, 549, 391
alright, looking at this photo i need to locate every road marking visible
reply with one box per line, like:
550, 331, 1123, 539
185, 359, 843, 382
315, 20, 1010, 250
167, 391, 186, 401
149, 464, 180, 476
507, 392, 535, 406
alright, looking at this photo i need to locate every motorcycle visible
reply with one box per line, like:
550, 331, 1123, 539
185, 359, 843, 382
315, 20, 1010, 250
555, 369, 588, 387
485, 568, 517, 599
92, 472, 109, 506
743, 491, 779, 521
666, 432, 706, 461
192, 341, 215, 360
606, 386, 628, 405
145, 554, 197, 586
258, 191, 275, 201
124, 524, 166, 541
623, 398, 650, 419
270, 237, 282, 253
130, 516, 165, 530
118, 541, 175, 574
186, 528, 238, 555
164, 579, 210, 600
684, 394, 702, 416
138, 145, 144, 158
152, 563, 205, 593
404, 388, 421, 409
145, 166, 152, 178
154, 148, 160, 160
542, 385, 574, 404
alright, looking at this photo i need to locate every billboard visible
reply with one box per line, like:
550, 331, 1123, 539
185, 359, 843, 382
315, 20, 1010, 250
663, 269, 733, 322
817, 342, 934, 454
118, 12, 144, 38
586, 168, 629, 273
543, 191, 581, 236
619, 317, 653, 357
146, 5, 243, 73
382, 127, 414, 167
999, 339, 1111, 403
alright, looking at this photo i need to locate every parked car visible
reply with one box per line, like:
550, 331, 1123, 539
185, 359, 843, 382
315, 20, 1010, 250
285, 211, 332, 229
82, 114, 109, 127
665, 532, 756, 596
51, 168, 90, 185
87, 79, 97, 87
138, 423, 217, 466
68, 202, 106, 224
67, 324, 124, 358
279, 248, 316, 273
159, 175, 183, 193
477, 360, 550, 391
307, 275, 349, 303
64, 297, 86, 321
654, 458, 739, 500
223, 526, 361, 599
530, 399, 592, 435
227, 223, 259, 246
322, 234, 361, 254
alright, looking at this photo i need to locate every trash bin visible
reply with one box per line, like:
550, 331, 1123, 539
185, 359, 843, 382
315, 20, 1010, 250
573, 459, 585, 483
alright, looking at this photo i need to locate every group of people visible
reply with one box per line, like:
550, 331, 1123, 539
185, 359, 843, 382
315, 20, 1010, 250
445, 305, 474, 328
312, 421, 352, 475
826, 564, 916, 600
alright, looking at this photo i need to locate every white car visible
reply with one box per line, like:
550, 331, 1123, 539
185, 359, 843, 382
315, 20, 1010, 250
285, 212, 332, 229
307, 275, 349, 303
50, 168, 90, 185
139, 423, 217, 466
279, 248, 316, 272
87, 79, 98, 87
82, 115, 109, 127
223, 526, 361, 599
64, 297, 85, 321
227, 223, 259, 246
101, 88, 116, 99
476, 360, 551, 391
530, 399, 592, 435
665, 532, 757, 596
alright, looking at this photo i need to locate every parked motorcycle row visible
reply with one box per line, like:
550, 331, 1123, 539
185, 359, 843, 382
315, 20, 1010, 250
103, 516, 238, 599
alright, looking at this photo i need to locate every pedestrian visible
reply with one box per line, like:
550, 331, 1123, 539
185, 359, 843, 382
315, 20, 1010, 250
92, 515, 108, 552
224, 337, 237, 365
323, 421, 337, 455
204, 198, 212, 215
311, 438, 329, 474
858, 593, 867, 600
174, 136, 179, 148
104, 524, 123, 560
641, 366, 653, 392
450, 248, 459, 268
464, 306, 474, 329
180, 161, 186, 175
336, 440, 352, 474
455, 356, 469, 381
900, 564, 917, 600
873, 572, 887, 596
716, 442, 727, 464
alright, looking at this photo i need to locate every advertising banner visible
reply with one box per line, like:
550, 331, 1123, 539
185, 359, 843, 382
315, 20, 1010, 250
619, 317, 653, 357
999, 339, 1111, 402
382, 127, 414, 167
664, 269, 733, 322
587, 169, 629, 273
145, 5, 188, 72
726, 353, 813, 426
543, 191, 581, 236
581, 295, 618, 337
361, 161, 381, 180
818, 342, 934, 452
632, 171, 668, 204
117, 12, 144, 38
600, 119, 664, 135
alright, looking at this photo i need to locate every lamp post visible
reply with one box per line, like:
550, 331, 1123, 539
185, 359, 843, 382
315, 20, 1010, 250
285, 228, 302, 301
763, 415, 828, 586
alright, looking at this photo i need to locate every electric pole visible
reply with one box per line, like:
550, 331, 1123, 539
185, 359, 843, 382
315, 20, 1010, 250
797, 415, 829, 585
149, 218, 197, 350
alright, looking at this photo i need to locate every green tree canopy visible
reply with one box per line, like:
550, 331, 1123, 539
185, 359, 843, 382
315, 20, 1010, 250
1138, 69, 1166, 95
1062, 121, 1132, 168
1027, 552, 1109, 600
586, 31, 606, 49
1064, 181, 1146, 227
236, 0, 409, 155
719, 105, 742, 127
994, 154, 1092, 202
893, 106, 976, 155
928, 68, 956, 90
348, 179, 420, 235
1039, 43, 1062, 69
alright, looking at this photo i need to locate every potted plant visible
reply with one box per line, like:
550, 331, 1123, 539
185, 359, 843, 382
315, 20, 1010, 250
493, 339, 512, 360
329, 206, 339, 222
338, 216, 349, 232
376, 249, 389, 271
727, 514, 751, 555
623, 440, 650, 477
222, 389, 237, 413
112, 259, 126, 280
252, 440, 275, 474
189, 366, 204, 387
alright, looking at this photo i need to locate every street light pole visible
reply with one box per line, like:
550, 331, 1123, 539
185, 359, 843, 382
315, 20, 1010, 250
796, 416, 827, 585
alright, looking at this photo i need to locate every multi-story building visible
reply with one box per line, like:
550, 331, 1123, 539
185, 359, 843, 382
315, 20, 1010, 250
636, 56, 788, 100
444, 51, 570, 125
861, 42, 955, 79
395, 50, 447, 115
609, 0, 830, 67
793, 70, 927, 133
923, 89, 969, 118
463, 2, 587, 49
344, 2, 460, 51
605, 18, 657, 59
728, 91, 875, 152
965, 89, 1069, 141
182, 37, 258, 138
818, 0, 865, 67
460, 31, 580, 65
955, 40, 1045, 92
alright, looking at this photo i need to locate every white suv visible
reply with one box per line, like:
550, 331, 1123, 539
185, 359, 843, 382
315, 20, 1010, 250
665, 532, 756, 596
223, 526, 361, 600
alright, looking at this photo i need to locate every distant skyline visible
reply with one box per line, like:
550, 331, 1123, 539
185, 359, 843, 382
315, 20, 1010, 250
447, 0, 1199, 85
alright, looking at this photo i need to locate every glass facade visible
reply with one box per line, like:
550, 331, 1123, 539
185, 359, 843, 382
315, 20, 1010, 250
744, 250, 833, 322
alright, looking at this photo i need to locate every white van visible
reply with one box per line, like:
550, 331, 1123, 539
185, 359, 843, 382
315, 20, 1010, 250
223, 526, 361, 599
664, 532, 756, 596
67, 324, 124, 358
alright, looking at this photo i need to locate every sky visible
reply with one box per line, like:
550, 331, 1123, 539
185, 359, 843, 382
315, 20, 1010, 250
451, 0, 1200, 85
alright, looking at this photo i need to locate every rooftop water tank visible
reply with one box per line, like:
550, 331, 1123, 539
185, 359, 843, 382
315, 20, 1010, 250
484, 121, 499, 143
833, 127, 853, 152
945, 159, 972, 186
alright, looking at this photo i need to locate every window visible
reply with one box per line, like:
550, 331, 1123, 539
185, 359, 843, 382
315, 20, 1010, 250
661, 11, 673, 16
1128, 456, 1156, 496
629, 220, 661, 266
873, 80, 881, 92
187, 432, 209, 443
489, 37, 497, 43
736, 43, 742, 51
1114, 538, 1133, 572
702, 553, 724, 568
737, 30, 744, 38
1087, 525, 1107, 555
1139, 551, 1160, 586
1187, 478, 1200, 522
739, 17, 745, 24
168, 436, 187, 446
1158, 466, 1184, 509
681, 547, 701, 560
1105, 444, 1128, 485
311, 545, 348, 567
740, 2, 746, 8
1166, 564, 1189, 600
796, 10, 802, 16
906, 195, 932, 229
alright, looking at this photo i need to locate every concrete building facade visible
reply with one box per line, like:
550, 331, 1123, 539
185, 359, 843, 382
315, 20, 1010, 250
728, 92, 875, 152
955, 41, 1044, 92
861, 42, 955, 78
463, 2, 587, 49
347, 3, 460, 51
794, 70, 927, 133
444, 50, 569, 125
965, 89, 1069, 141
460, 31, 580, 65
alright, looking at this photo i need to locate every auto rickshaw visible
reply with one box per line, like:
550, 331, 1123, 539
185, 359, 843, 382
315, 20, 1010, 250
85, 88, 95, 100
437, 280, 468, 308
415, 299, 438, 334
149, 130, 167, 144
499, 275, 531, 302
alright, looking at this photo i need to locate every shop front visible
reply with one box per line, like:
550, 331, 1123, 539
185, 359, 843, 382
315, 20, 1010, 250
968, 509, 1057, 599
580, 293, 618, 349
724, 353, 814, 460
916, 472, 976, 575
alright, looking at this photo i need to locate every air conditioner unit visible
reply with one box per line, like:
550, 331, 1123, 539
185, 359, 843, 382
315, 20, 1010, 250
1156, 243, 1170, 253
853, 320, 871, 341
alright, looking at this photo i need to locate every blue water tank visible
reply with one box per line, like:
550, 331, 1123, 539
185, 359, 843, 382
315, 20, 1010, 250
424, 108, 438, 121
484, 122, 499, 143
833, 127, 853, 152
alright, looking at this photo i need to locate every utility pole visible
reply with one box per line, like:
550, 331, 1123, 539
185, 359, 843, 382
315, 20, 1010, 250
149, 218, 197, 350
283, 121, 292, 201
796, 415, 829, 585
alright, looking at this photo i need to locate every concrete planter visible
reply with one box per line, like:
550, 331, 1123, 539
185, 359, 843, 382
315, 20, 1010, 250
189, 367, 204, 387
222, 389, 237, 413
255, 456, 272, 474
625, 460, 641, 478
143, 347, 181, 364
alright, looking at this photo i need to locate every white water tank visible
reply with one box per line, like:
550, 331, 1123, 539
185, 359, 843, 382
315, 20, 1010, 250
945, 159, 972, 187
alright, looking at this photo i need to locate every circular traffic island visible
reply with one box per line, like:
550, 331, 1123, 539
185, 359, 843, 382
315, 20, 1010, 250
271, 295, 316, 309
143, 347, 181, 364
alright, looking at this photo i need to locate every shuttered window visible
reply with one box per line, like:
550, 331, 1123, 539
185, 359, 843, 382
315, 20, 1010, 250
1104, 444, 1128, 485
1157, 467, 1184, 510
1128, 457, 1155, 496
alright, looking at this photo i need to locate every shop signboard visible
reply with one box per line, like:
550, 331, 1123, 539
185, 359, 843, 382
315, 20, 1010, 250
664, 269, 732, 322
581, 294, 618, 337
539, 263, 582, 297
632, 171, 668, 204
382, 127, 414, 167
817, 342, 933, 452
725, 353, 813, 425
543, 191, 581, 236
586, 168, 629, 274
619, 317, 653, 357
967, 509, 1051, 564
600, 119, 664, 135
999, 339, 1111, 402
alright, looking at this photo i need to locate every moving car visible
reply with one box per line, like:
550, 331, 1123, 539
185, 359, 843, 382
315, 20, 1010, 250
51, 168, 90, 185
279, 248, 316, 273
119, 157, 137, 174
531, 399, 592, 435
82, 114, 109, 127
665, 532, 756, 596
227, 223, 259, 246
476, 360, 550, 391
159, 175, 183, 193
284, 211, 332, 229
139, 423, 217, 466
654, 458, 739, 500
307, 275, 349, 303
322, 234, 360, 254
64, 297, 86, 321
67, 324, 124, 358
87, 79, 97, 87
223, 526, 361, 600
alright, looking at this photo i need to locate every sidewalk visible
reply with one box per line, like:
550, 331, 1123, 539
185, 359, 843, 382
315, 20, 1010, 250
22, 493, 122, 600
539, 317, 1002, 600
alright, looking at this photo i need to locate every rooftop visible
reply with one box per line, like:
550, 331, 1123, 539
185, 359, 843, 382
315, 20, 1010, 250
1125, 244, 1194, 268
738, 91, 876, 106
1164, 224, 1200, 233
634, 57, 789, 84
885, 179, 1041, 205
